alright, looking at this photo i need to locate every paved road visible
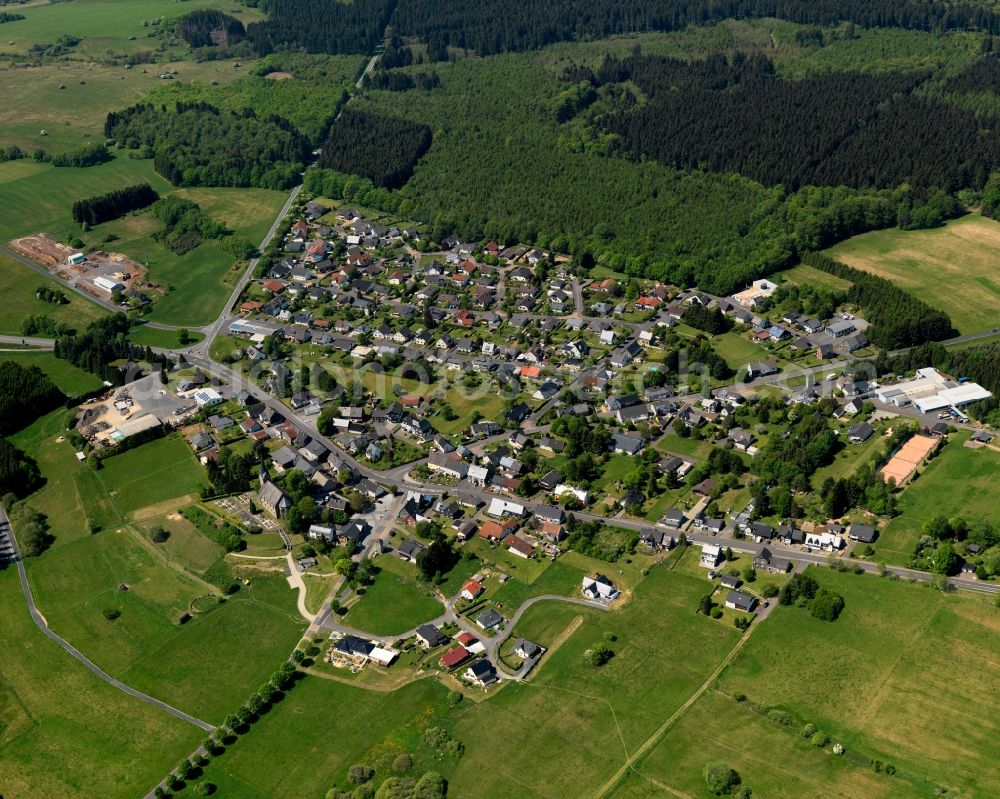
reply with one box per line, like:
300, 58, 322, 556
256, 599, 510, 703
0, 507, 215, 732
0, 334, 55, 349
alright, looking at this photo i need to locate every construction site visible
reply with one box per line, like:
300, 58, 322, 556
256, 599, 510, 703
9, 234, 158, 301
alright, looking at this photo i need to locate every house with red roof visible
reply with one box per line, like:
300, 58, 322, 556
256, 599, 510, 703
461, 579, 485, 601
440, 646, 471, 669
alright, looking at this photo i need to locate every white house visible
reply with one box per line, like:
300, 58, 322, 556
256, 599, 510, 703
582, 574, 620, 602
700, 543, 723, 568
487, 498, 525, 518
192, 388, 224, 408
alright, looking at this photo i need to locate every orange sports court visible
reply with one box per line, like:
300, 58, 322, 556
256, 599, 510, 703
879, 434, 938, 484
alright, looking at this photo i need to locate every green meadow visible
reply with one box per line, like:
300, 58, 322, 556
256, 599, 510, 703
0, 569, 203, 799
0, 251, 107, 335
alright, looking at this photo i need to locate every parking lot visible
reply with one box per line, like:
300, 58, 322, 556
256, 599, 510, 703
0, 511, 18, 564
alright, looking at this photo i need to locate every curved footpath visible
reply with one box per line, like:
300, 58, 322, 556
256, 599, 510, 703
0, 507, 214, 732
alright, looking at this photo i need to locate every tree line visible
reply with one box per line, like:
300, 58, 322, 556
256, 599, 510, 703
801, 253, 956, 348
318, 109, 432, 190
72, 183, 159, 227
105, 102, 310, 189
54, 315, 171, 386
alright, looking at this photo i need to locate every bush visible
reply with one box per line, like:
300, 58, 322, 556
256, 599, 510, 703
392, 753, 413, 773
194, 782, 217, 796
761, 583, 779, 598
811, 731, 830, 747
586, 642, 614, 666
348, 764, 373, 785
102, 607, 121, 621
703, 762, 741, 795
808, 589, 845, 621
710, 607, 723, 619
766, 709, 793, 728
801, 723, 816, 739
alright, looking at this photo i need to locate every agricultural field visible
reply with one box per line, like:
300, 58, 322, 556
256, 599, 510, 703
0, 251, 107, 334
345, 555, 444, 637
0, 155, 171, 242
825, 214, 1000, 335
192, 676, 458, 798
876, 433, 1000, 565
178, 559, 744, 798
97, 434, 209, 515
0, 350, 104, 396
26, 527, 304, 723
0, 0, 264, 63
0, 570, 203, 799
0, 58, 254, 155
699, 568, 1000, 799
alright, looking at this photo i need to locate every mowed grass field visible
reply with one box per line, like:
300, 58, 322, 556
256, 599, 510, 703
0, 569, 203, 799
0, 350, 104, 395
0, 252, 107, 335
696, 568, 1000, 799
876, 433, 1000, 565
98, 435, 209, 514
345, 555, 444, 636
0, 155, 171, 241
824, 214, 1000, 335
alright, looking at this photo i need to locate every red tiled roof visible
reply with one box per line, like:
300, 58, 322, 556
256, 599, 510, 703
440, 646, 470, 668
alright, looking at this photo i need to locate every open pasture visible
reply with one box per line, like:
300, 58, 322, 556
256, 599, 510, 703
824, 214, 1000, 335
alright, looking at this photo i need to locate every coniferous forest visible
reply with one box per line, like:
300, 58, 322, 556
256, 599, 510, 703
318, 109, 432, 189
578, 53, 1000, 191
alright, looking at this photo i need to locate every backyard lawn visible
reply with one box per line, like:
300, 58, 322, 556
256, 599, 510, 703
345, 556, 444, 637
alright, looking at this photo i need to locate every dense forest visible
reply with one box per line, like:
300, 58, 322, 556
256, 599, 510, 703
71, 183, 159, 227
104, 102, 310, 189
801, 253, 956, 348
318, 109, 432, 190
390, 0, 1000, 58
576, 53, 1000, 191
244, 0, 395, 55
0, 361, 65, 436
